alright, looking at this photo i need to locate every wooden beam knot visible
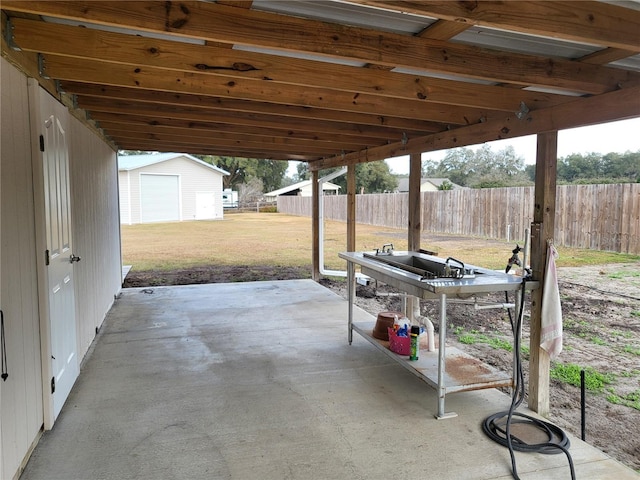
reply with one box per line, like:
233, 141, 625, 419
164, 1, 189, 30
194, 63, 258, 72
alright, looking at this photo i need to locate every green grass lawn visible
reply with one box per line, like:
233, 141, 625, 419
121, 212, 640, 272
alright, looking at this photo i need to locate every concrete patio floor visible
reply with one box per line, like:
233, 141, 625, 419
21, 280, 638, 480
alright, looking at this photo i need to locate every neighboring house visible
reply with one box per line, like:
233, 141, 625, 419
118, 153, 229, 224
396, 177, 463, 192
264, 180, 340, 201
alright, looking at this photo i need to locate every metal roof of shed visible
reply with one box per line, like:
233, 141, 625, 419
118, 153, 229, 175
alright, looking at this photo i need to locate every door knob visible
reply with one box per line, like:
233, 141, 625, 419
69, 254, 81, 263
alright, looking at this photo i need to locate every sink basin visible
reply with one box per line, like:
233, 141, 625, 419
363, 251, 479, 280
342, 250, 528, 296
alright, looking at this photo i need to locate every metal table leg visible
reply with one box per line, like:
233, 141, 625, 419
436, 293, 457, 419
347, 262, 355, 345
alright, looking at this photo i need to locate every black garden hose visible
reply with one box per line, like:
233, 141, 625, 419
482, 279, 576, 480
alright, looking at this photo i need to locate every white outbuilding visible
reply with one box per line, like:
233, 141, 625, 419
264, 179, 340, 202
118, 153, 229, 224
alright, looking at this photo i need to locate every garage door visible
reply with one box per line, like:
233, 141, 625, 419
140, 174, 180, 223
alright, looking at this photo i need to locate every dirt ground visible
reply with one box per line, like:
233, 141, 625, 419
124, 261, 640, 472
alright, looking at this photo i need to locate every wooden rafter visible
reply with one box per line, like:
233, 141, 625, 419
12, 19, 582, 111
6, 3, 638, 95
2, 0, 638, 160
77, 97, 430, 142
353, 1, 640, 51
42, 54, 498, 126
61, 82, 443, 134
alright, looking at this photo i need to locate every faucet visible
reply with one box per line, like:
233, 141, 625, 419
445, 257, 465, 270
444, 257, 465, 278
381, 243, 394, 254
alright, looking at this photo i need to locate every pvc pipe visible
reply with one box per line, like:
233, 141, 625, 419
446, 298, 514, 310
522, 228, 530, 277
474, 303, 515, 311
318, 167, 350, 278
422, 316, 435, 352
373, 292, 405, 297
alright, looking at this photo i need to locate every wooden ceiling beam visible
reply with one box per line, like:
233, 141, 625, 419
417, 19, 470, 40
95, 117, 384, 146
5, 3, 636, 95
60, 82, 444, 133
80, 98, 430, 141
109, 130, 347, 156
116, 140, 319, 161
101, 124, 372, 152
578, 48, 638, 66
10, 18, 546, 106
354, 1, 640, 52
42, 54, 501, 124
311, 84, 640, 170
10, 20, 577, 112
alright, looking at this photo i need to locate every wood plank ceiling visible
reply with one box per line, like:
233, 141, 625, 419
2, 1, 639, 171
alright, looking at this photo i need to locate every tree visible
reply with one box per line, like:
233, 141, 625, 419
295, 162, 310, 181
436, 147, 477, 186
556, 150, 640, 184
438, 180, 454, 191
356, 161, 398, 193
525, 164, 536, 182
195, 155, 288, 192
207, 156, 249, 189
238, 177, 264, 204
422, 146, 528, 188
557, 152, 603, 182
602, 151, 640, 182
249, 159, 288, 192
421, 158, 440, 177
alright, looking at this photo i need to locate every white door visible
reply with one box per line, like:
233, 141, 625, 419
140, 174, 180, 223
195, 192, 216, 219
42, 112, 79, 420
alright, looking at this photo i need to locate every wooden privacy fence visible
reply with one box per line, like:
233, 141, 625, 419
277, 183, 640, 254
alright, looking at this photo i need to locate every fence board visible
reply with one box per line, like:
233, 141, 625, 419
277, 183, 640, 254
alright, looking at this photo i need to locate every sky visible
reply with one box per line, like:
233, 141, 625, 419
384, 117, 640, 175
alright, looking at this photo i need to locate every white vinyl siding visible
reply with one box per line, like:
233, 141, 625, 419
140, 174, 180, 223
195, 192, 216, 220
118, 171, 131, 225
69, 116, 122, 359
1, 58, 44, 480
1, 59, 123, 480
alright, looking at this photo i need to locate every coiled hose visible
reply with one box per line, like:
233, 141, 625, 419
481, 280, 576, 480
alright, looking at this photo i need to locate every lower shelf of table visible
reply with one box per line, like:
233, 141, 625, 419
352, 321, 512, 394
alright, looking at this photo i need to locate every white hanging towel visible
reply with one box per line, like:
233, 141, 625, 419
540, 243, 563, 359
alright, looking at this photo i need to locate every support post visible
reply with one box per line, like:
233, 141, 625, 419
528, 131, 558, 416
346, 164, 356, 342
408, 153, 421, 251
407, 154, 422, 320
311, 169, 320, 281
